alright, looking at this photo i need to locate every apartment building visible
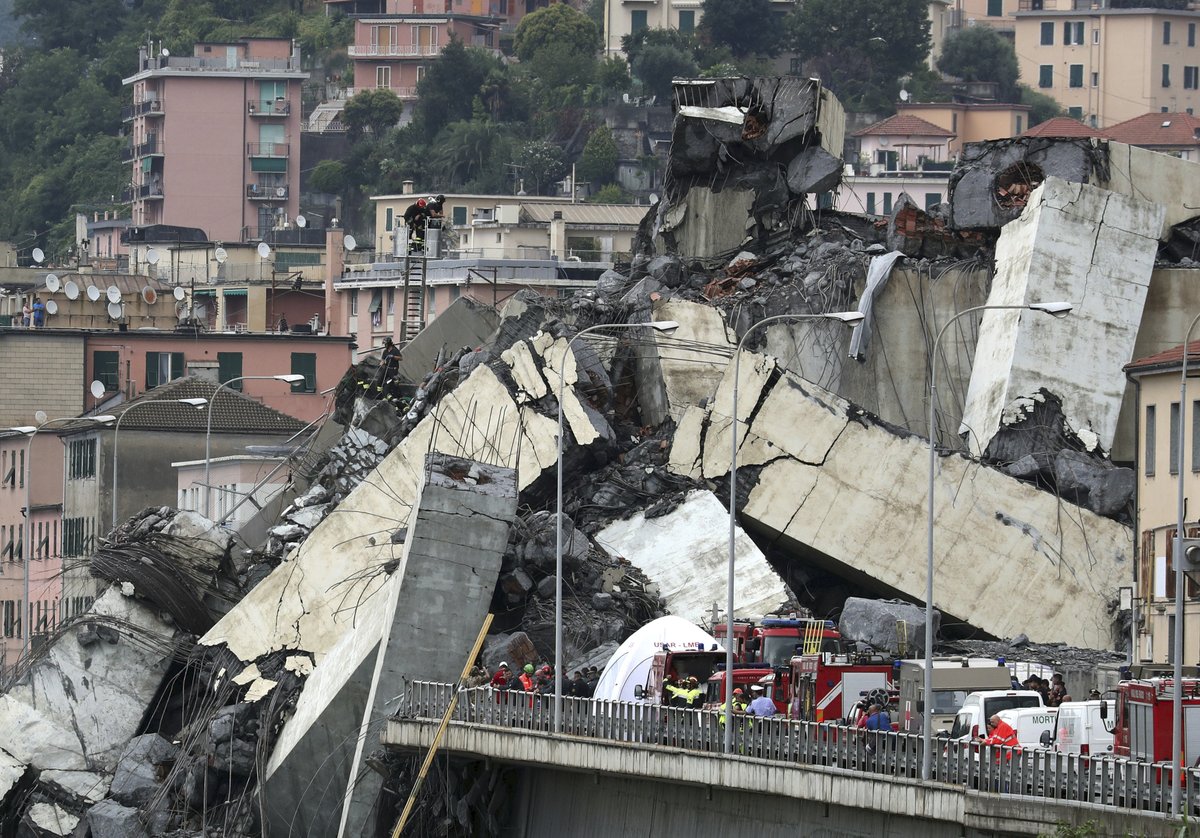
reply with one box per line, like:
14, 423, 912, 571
1014, 2, 1200, 128
121, 38, 308, 243
894, 101, 1032, 154
1125, 342, 1200, 667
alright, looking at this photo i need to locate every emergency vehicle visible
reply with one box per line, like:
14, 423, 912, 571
1107, 677, 1200, 766
788, 651, 895, 723
713, 617, 845, 666
631, 641, 726, 705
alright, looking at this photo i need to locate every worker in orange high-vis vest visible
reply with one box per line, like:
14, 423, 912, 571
980, 714, 1020, 760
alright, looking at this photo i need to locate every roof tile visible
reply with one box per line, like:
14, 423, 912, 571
1020, 117, 1104, 139
852, 114, 956, 139
1104, 112, 1200, 147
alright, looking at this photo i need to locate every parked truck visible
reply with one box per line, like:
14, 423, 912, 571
896, 658, 1015, 734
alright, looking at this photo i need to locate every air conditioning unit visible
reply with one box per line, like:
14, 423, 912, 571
472, 208, 495, 223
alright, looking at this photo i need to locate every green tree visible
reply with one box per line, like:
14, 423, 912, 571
938, 27, 1019, 101
699, 0, 782, 59
589, 184, 632, 204
414, 35, 502, 140
12, 0, 128, 55
621, 26, 694, 68
787, 0, 931, 112
343, 88, 404, 138
577, 125, 619, 186
516, 141, 567, 195
431, 120, 508, 187
1019, 85, 1064, 127
633, 43, 698, 102
308, 160, 348, 195
514, 3, 600, 63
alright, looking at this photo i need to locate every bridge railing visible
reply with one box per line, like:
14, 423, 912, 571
399, 682, 1200, 816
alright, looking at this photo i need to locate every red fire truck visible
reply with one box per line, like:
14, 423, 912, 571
632, 641, 726, 705
1108, 677, 1200, 767
788, 651, 896, 723
712, 617, 845, 666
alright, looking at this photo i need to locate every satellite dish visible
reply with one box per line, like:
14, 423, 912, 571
160, 47, 170, 58
146, 248, 160, 265
86, 285, 101, 302
90, 380, 106, 399
45, 274, 60, 292
344, 234, 357, 251
141, 286, 158, 305
649, 193, 659, 205
31, 247, 44, 264
107, 302, 123, 321
106, 286, 121, 304
275, 187, 287, 198
64, 280, 79, 300
172, 286, 185, 301
899, 89, 911, 102
35, 410, 48, 424
257, 241, 271, 259
295, 214, 307, 228
44, 299, 58, 315
214, 246, 228, 264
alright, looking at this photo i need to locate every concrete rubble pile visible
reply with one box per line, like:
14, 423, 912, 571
15, 76, 1200, 835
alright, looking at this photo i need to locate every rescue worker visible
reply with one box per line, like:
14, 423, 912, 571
747, 684, 776, 717
980, 713, 1020, 761
684, 676, 703, 709
372, 337, 402, 396
718, 687, 749, 726
490, 662, 510, 689
518, 663, 535, 692
403, 197, 430, 253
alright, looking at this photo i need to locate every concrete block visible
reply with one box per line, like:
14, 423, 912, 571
960, 177, 1163, 456
24, 801, 79, 837
109, 734, 176, 807
838, 597, 938, 656
635, 300, 735, 427
86, 799, 148, 838
597, 490, 790, 623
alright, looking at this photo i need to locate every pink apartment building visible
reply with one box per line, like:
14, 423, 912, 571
122, 38, 308, 243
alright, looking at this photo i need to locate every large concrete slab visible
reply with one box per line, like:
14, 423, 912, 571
596, 489, 790, 622
636, 300, 734, 427
961, 177, 1163, 456
670, 362, 1131, 647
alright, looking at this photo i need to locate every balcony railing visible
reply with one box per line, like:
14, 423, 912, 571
120, 138, 163, 162
344, 86, 418, 101
247, 142, 289, 157
121, 183, 164, 202
246, 183, 289, 200
240, 226, 328, 246
248, 99, 291, 116
121, 99, 165, 121
1018, 0, 1100, 10
347, 43, 440, 57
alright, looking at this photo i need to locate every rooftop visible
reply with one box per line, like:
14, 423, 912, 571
84, 376, 306, 434
519, 203, 650, 226
853, 114, 956, 139
1125, 340, 1200, 375
1104, 112, 1200, 147
1020, 117, 1105, 139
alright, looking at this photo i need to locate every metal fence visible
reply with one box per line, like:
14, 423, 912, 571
399, 681, 1200, 817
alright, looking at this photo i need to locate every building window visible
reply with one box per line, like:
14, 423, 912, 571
1172, 402, 1181, 474
1164, 64, 1172, 88
350, 290, 358, 316
630, 9, 648, 33
1039, 65, 1053, 88
376, 65, 391, 89
1092, 72, 1099, 87
1063, 21, 1084, 45
1146, 404, 1157, 476
1165, 20, 1172, 45
1069, 64, 1084, 88
452, 205, 467, 225
1185, 66, 1199, 89
925, 192, 942, 210
1068, 106, 1083, 119
1040, 21, 1054, 45
387, 286, 395, 315
385, 207, 394, 231
678, 9, 694, 33
1015, 115, 1023, 134
987, 0, 1002, 16
217, 352, 243, 390
146, 351, 185, 388
94, 351, 119, 392
1093, 27, 1100, 45
290, 353, 316, 393
882, 193, 893, 214
1191, 22, 1197, 47
68, 438, 97, 480
866, 192, 876, 215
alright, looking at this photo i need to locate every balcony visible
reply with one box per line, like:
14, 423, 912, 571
1017, 0, 1102, 10
246, 183, 289, 200
247, 142, 289, 158
120, 138, 163, 162
248, 99, 291, 117
121, 98, 165, 122
121, 182, 164, 202
344, 86, 418, 100
348, 43, 440, 58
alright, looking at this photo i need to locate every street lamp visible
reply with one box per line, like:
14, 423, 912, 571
111, 397, 208, 529
921, 301, 1072, 781
1172, 311, 1200, 813
6, 413, 115, 666
204, 375, 306, 518
724, 310, 864, 754
554, 320, 680, 734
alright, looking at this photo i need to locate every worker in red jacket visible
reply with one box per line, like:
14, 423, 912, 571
980, 714, 1020, 760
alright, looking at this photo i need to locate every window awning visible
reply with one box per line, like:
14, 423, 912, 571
368, 291, 382, 313
193, 289, 215, 296
222, 289, 247, 297
251, 158, 287, 173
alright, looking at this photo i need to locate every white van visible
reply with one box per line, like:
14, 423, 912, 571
1040, 699, 1115, 755
948, 690, 1045, 741
994, 706, 1058, 748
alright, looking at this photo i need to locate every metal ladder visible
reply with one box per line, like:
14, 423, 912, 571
399, 251, 426, 343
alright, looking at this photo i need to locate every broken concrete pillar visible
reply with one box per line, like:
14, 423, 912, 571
960, 177, 1164, 456
635, 299, 734, 427
109, 734, 177, 807
596, 489, 790, 623
669, 360, 1131, 647
838, 597, 939, 656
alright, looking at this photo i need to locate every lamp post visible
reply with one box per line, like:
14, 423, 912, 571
1172, 312, 1200, 813
724, 310, 864, 754
554, 320, 680, 734
204, 374, 306, 518
111, 397, 208, 530
7, 413, 116, 666
922, 300, 1072, 781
